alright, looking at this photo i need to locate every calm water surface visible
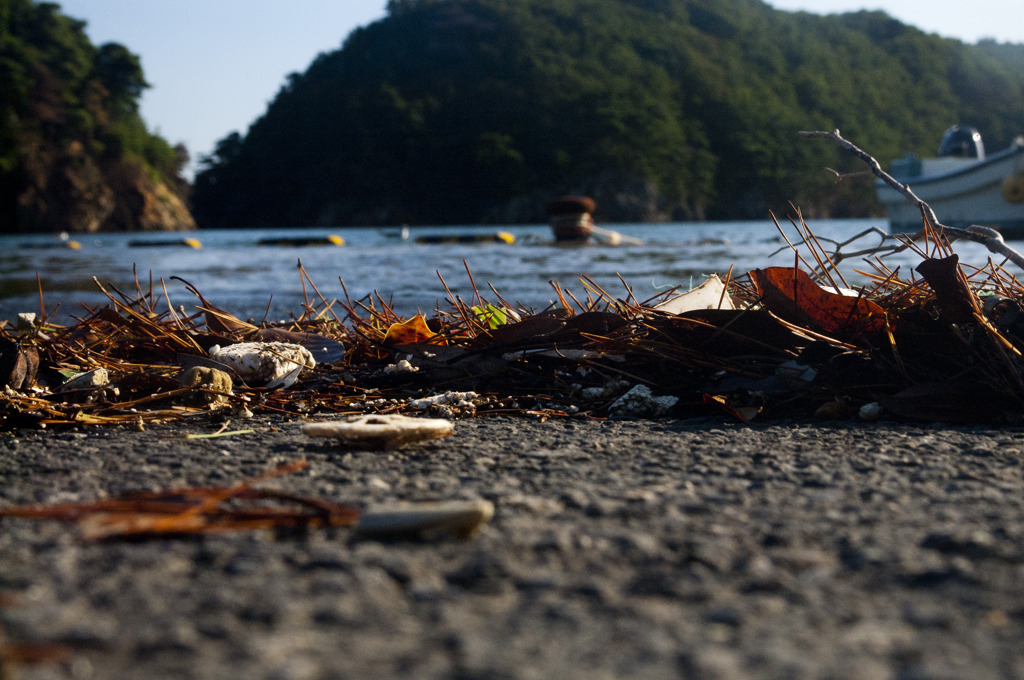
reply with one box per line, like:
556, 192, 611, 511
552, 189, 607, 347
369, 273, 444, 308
1, 219, 1016, 323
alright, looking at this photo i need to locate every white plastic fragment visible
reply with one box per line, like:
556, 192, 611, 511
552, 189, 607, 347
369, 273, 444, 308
356, 499, 494, 538
823, 285, 865, 297
608, 384, 679, 418
777, 360, 817, 384
654, 274, 735, 315
208, 342, 314, 388
301, 414, 454, 449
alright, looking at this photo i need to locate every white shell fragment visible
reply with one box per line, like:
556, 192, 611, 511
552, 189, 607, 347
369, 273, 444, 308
301, 414, 454, 450
608, 384, 679, 418
208, 342, 315, 388
58, 367, 110, 392
383, 359, 419, 374
356, 499, 494, 539
410, 391, 477, 409
654, 274, 735, 315
410, 391, 479, 416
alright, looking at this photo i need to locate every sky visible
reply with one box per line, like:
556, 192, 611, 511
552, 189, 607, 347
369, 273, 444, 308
56, 1, 1024, 178
57, 0, 391, 175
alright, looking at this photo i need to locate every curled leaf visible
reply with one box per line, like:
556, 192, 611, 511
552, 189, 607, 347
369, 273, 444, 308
383, 314, 438, 345
750, 267, 886, 341
915, 255, 978, 324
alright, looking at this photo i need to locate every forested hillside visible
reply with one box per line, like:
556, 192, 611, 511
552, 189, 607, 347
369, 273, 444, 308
0, 0, 193, 233
191, 0, 1024, 227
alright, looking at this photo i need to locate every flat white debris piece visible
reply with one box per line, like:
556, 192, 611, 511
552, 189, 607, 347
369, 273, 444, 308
609, 384, 679, 418
301, 414, 454, 450
356, 499, 495, 539
410, 391, 478, 409
209, 342, 315, 388
654, 274, 735, 315
58, 367, 110, 392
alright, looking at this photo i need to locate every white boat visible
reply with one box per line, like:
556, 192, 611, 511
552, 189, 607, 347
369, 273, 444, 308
877, 126, 1024, 236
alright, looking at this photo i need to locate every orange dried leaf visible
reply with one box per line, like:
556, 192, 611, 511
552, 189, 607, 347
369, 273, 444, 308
382, 314, 437, 345
750, 267, 887, 340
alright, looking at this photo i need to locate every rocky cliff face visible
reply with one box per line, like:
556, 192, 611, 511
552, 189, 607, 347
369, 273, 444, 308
12, 153, 195, 233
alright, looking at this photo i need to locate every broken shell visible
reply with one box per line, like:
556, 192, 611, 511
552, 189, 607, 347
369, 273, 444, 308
356, 499, 494, 539
208, 342, 314, 388
301, 414, 454, 450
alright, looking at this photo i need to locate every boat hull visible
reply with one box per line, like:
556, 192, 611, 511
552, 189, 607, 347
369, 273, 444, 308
878, 144, 1024, 237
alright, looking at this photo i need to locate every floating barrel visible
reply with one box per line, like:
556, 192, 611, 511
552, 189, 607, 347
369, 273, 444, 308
545, 195, 596, 242
544, 195, 596, 216
128, 237, 202, 248
256, 234, 345, 246
414, 231, 515, 245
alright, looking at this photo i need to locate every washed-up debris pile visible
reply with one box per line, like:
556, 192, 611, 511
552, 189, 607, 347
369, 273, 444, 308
3, 218, 1024, 428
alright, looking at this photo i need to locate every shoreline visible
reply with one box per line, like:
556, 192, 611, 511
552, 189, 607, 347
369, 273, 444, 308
2, 414, 1023, 679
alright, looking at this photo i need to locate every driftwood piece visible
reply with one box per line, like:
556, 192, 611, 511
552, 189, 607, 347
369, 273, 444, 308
798, 129, 1024, 272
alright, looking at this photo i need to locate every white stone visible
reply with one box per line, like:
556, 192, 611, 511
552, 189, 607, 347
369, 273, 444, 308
859, 402, 882, 421
384, 359, 419, 374
609, 384, 679, 418
208, 342, 314, 388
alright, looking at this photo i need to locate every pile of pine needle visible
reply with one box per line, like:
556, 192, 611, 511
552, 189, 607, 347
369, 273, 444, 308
3, 215, 1024, 429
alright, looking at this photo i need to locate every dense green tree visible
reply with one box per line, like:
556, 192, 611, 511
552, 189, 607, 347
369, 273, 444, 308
192, 0, 1024, 227
0, 0, 189, 232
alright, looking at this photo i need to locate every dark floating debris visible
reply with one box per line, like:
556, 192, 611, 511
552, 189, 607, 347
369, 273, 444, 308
256, 235, 345, 246
414, 231, 515, 244
127, 237, 202, 248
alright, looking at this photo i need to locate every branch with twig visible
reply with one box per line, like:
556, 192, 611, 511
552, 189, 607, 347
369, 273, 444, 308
798, 129, 1024, 271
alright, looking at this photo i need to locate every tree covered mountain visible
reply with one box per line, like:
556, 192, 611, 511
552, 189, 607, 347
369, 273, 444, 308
0, 0, 194, 233
186, 0, 1021, 227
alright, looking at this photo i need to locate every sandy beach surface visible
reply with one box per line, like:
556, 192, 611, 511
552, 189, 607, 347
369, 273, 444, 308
2, 414, 1023, 679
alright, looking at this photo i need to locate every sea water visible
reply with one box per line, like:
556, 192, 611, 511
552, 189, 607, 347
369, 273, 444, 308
0, 219, 1016, 324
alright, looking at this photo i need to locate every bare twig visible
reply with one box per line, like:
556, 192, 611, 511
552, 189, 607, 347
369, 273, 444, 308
799, 129, 1024, 271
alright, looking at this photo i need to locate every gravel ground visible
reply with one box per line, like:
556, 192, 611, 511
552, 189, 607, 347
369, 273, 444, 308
2, 414, 1024, 680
